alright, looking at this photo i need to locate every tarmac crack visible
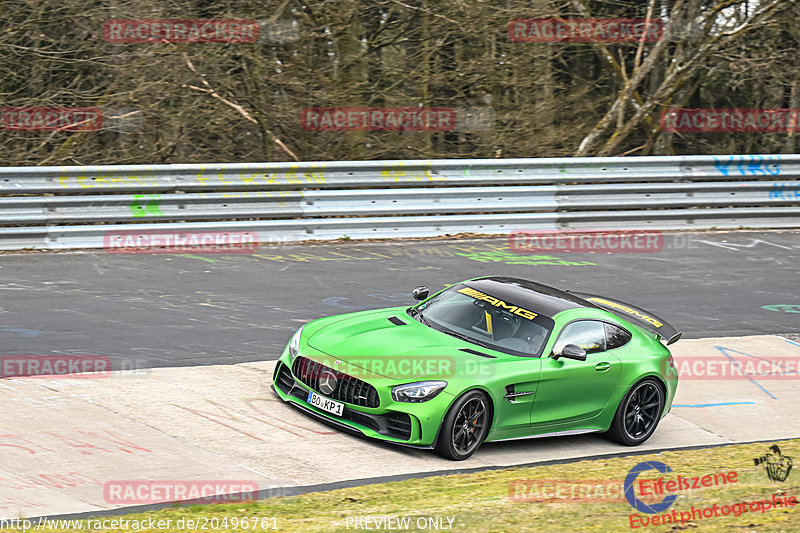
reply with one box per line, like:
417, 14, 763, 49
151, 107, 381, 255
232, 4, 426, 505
669, 413, 734, 442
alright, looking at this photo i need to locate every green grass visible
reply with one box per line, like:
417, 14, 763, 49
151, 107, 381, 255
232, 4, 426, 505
3, 439, 798, 532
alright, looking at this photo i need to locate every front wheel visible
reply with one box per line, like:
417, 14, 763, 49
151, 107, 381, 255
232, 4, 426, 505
606, 378, 664, 446
434, 390, 490, 460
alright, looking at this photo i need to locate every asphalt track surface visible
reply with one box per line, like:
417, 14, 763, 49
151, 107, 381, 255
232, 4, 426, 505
1, 230, 799, 371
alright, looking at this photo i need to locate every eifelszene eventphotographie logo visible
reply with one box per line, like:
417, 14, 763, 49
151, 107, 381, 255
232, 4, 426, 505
753, 445, 793, 482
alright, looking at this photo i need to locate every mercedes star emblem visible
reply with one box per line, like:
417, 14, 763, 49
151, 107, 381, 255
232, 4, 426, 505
318, 370, 338, 395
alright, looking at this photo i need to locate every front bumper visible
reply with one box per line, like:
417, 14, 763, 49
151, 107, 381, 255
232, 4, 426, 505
271, 356, 451, 448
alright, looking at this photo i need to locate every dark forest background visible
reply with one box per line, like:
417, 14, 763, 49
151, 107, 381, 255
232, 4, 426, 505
0, 0, 797, 166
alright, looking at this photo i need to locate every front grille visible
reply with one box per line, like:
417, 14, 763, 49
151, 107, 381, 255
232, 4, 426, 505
279, 358, 411, 440
292, 356, 380, 408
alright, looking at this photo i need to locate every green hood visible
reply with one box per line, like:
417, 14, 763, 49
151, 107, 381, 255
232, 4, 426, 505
305, 307, 507, 380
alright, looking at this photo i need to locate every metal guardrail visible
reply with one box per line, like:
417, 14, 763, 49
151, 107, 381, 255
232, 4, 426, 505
0, 155, 798, 250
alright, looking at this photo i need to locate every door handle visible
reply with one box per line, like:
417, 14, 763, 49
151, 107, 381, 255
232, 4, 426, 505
595, 362, 611, 372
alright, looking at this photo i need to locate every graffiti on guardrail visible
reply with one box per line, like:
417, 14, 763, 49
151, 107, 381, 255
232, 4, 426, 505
381, 161, 442, 182
130, 194, 162, 217
769, 183, 800, 200
56, 170, 327, 188
712, 155, 781, 176
41, 156, 793, 190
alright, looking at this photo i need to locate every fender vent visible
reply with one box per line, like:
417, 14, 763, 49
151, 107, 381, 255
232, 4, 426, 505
459, 348, 496, 359
388, 316, 407, 326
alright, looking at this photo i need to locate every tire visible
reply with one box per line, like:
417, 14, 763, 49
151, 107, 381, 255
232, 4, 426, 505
606, 378, 664, 446
434, 390, 490, 460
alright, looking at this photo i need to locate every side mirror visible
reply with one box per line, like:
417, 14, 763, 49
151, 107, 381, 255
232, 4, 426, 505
412, 286, 429, 301
554, 344, 587, 361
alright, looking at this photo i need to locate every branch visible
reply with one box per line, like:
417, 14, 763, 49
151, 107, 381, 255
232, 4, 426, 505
596, 0, 787, 156
181, 52, 299, 161
385, 0, 467, 31
576, 0, 785, 157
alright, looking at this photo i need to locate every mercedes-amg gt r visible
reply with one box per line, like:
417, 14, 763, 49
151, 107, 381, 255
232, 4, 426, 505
272, 276, 680, 460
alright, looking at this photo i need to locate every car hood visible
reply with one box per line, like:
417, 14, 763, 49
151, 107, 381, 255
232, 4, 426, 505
305, 308, 507, 380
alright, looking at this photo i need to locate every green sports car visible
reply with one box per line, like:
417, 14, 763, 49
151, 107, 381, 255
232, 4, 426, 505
272, 276, 681, 460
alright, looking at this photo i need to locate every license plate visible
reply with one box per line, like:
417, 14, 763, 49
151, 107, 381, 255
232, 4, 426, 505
307, 390, 344, 417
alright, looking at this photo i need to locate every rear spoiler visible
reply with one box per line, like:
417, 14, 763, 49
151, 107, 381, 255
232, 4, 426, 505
568, 291, 683, 345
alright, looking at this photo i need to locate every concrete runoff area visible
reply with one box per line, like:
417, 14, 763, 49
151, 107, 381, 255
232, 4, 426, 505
1, 335, 798, 520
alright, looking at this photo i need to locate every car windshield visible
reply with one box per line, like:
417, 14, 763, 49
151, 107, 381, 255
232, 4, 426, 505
409, 283, 554, 357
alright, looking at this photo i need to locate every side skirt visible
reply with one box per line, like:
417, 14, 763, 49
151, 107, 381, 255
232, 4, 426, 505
487, 428, 599, 443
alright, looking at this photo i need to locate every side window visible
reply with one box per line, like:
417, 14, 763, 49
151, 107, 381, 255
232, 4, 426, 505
552, 320, 606, 356
605, 323, 632, 350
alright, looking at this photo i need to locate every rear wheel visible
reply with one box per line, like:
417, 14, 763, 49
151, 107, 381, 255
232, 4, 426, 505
434, 390, 490, 460
606, 378, 664, 446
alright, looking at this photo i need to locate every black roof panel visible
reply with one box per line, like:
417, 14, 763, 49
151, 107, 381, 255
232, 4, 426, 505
463, 276, 589, 317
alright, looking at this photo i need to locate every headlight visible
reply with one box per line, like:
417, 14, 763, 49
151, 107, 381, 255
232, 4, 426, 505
288, 326, 303, 360
391, 381, 447, 403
